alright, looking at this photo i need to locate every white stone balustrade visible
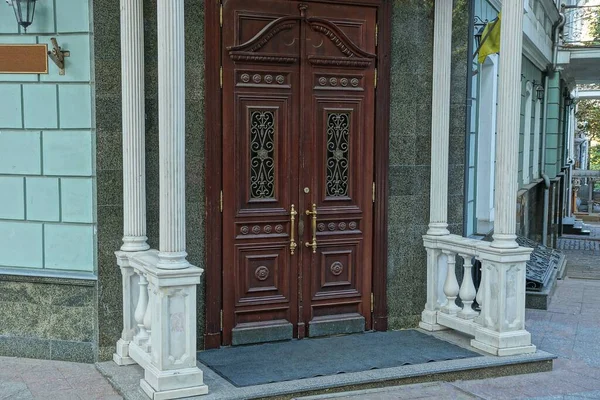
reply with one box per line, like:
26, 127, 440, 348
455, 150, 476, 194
420, 234, 535, 356
114, 250, 207, 399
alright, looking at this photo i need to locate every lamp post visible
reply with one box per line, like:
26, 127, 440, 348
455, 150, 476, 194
6, 0, 37, 32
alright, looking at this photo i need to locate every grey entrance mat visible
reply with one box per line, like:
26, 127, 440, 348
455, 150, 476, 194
197, 329, 481, 387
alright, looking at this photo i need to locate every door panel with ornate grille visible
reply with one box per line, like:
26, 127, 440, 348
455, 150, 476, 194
222, 0, 376, 345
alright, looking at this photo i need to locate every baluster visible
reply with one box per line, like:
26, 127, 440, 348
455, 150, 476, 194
458, 254, 478, 319
142, 282, 152, 352
134, 272, 149, 344
475, 259, 485, 323
441, 251, 460, 314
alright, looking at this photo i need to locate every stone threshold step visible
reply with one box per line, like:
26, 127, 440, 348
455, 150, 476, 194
96, 330, 555, 400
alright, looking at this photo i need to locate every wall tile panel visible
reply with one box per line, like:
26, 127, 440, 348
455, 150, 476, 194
42, 130, 93, 176
61, 178, 94, 223
23, 84, 58, 129
0, 222, 43, 268
58, 85, 92, 128
0, 131, 41, 175
0, 177, 25, 220
44, 224, 94, 272
25, 177, 60, 221
55, 0, 90, 33
0, 84, 23, 128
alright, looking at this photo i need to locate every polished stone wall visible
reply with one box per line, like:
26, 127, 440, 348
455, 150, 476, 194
386, 0, 468, 329
93, 0, 205, 361
516, 182, 545, 243
0, 276, 97, 362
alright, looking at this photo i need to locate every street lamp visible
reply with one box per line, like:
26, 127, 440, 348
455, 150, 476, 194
535, 85, 545, 101
532, 81, 545, 101
6, 0, 37, 32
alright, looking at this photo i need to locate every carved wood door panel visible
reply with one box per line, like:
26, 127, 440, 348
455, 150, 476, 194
222, 0, 376, 346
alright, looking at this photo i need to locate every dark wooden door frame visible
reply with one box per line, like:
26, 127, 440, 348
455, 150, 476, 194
204, 0, 391, 349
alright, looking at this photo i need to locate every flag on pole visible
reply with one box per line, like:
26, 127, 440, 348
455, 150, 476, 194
478, 12, 501, 64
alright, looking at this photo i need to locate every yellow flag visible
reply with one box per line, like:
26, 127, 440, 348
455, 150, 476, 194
478, 12, 501, 64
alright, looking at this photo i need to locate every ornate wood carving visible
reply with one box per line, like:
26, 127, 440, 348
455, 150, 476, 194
308, 56, 372, 68
229, 52, 298, 64
307, 18, 376, 59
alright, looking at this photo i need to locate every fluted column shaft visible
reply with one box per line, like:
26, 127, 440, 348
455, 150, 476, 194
427, 0, 452, 236
121, 0, 149, 252
492, 0, 524, 249
157, 0, 188, 269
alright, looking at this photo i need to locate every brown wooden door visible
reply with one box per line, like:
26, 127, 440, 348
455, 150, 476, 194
222, 0, 376, 346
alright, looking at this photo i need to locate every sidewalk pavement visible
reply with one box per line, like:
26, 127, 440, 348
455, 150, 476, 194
2, 242, 600, 400
0, 356, 121, 400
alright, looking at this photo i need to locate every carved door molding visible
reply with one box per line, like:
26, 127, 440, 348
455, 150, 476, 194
204, 0, 391, 349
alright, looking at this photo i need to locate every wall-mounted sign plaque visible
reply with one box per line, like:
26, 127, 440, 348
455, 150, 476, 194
0, 44, 48, 74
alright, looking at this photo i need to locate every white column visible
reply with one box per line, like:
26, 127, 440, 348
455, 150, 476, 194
114, 0, 147, 367
492, 0, 524, 249
121, 0, 149, 252
157, 0, 188, 269
427, 0, 452, 236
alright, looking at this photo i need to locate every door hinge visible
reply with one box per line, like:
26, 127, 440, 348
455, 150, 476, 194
370, 293, 374, 313
220, 190, 223, 212
220, 66, 223, 89
220, 309, 223, 330
372, 182, 376, 203
375, 23, 378, 47
219, 2, 223, 27
374, 68, 378, 89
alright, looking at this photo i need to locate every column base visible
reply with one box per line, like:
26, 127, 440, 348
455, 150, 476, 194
143, 364, 207, 399
157, 251, 190, 270
419, 310, 447, 331
113, 339, 137, 366
427, 223, 450, 236
141, 379, 208, 400
490, 233, 519, 249
471, 327, 536, 356
122, 236, 150, 252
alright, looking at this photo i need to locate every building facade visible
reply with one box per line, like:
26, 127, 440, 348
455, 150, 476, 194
1, 0, 592, 397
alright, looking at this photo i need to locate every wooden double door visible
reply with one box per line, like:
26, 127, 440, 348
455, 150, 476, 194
221, 0, 377, 345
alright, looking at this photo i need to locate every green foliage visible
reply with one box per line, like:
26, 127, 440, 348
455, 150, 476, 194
592, 9, 600, 42
590, 145, 600, 170
578, 98, 600, 170
577, 99, 600, 143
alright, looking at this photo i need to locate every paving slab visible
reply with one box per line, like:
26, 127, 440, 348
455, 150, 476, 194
0, 356, 121, 400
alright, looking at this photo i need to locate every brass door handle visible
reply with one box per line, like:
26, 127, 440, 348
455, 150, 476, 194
290, 205, 298, 255
305, 203, 317, 253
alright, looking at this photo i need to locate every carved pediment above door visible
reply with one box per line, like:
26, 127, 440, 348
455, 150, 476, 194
305, 17, 376, 68
227, 16, 302, 64
226, 3, 376, 67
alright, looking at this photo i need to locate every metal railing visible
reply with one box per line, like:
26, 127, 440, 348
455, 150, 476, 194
562, 4, 600, 47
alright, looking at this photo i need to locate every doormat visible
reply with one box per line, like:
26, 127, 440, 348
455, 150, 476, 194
197, 330, 481, 387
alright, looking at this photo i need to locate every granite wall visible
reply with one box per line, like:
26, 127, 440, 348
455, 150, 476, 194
93, 0, 205, 361
0, 276, 97, 362
516, 182, 545, 243
386, 0, 469, 329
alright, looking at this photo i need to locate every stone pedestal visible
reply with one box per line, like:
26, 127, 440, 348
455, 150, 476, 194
471, 245, 536, 356
420, 237, 448, 331
114, 252, 139, 366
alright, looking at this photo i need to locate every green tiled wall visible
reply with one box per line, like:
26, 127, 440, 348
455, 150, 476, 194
0, 0, 98, 363
0, 0, 96, 275
544, 71, 565, 179
518, 57, 544, 187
